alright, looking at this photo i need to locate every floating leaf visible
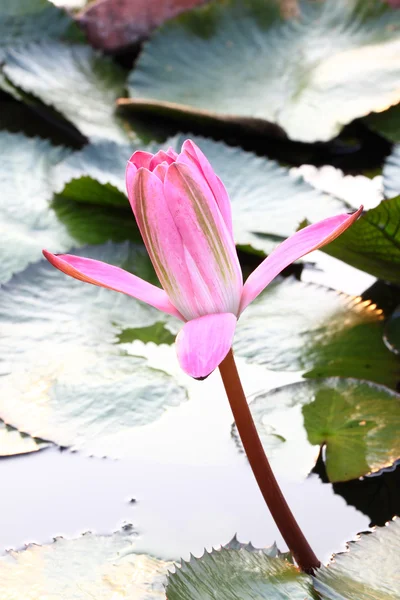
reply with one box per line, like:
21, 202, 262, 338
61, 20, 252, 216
237, 378, 400, 482
314, 519, 400, 599
383, 144, 400, 198
0, 132, 141, 284
78, 0, 209, 51
0, 526, 172, 599
127, 0, 400, 143
320, 197, 400, 285
365, 104, 400, 144
166, 548, 315, 600
384, 305, 400, 355
235, 278, 400, 389
52, 135, 347, 253
3, 41, 131, 143
0, 420, 49, 457
0, 243, 187, 455
0, 0, 78, 50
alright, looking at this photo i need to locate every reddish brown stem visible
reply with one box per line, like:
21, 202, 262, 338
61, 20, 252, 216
219, 349, 320, 573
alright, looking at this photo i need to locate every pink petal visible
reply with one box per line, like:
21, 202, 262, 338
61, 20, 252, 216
166, 147, 179, 160
128, 150, 153, 169
165, 162, 243, 317
179, 139, 234, 238
132, 168, 198, 320
149, 150, 175, 170
42, 250, 183, 319
239, 207, 363, 314
176, 313, 237, 378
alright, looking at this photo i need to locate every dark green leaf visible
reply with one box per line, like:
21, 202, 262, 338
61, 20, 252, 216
320, 197, 400, 285
314, 519, 400, 599
0, 243, 187, 455
166, 548, 316, 600
128, 0, 400, 142
384, 305, 400, 355
365, 104, 400, 144
235, 278, 400, 389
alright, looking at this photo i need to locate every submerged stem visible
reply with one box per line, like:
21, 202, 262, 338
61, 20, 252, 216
219, 349, 320, 573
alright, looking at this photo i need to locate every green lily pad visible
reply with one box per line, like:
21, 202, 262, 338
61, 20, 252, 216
383, 145, 400, 198
0, 0, 78, 50
235, 278, 400, 389
319, 197, 400, 285
364, 104, 400, 144
0, 526, 173, 599
0, 242, 187, 455
52, 135, 347, 254
128, 0, 400, 143
166, 547, 316, 600
384, 305, 400, 355
0, 420, 49, 456
314, 519, 400, 599
236, 378, 400, 482
0, 132, 142, 284
2, 41, 131, 143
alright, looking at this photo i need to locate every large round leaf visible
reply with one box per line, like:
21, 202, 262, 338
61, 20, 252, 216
235, 378, 400, 482
0, 132, 142, 284
0, 243, 187, 455
3, 41, 131, 143
166, 548, 316, 600
314, 519, 400, 599
52, 135, 347, 254
0, 0, 77, 50
0, 526, 172, 599
128, 0, 400, 143
235, 278, 400, 389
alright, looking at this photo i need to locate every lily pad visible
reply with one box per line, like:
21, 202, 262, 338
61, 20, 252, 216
364, 104, 400, 144
236, 378, 400, 482
0, 242, 187, 455
128, 0, 400, 143
235, 278, 400, 389
0, 526, 173, 599
52, 135, 348, 253
0, 420, 49, 457
2, 41, 131, 143
319, 197, 400, 285
314, 519, 400, 599
383, 144, 400, 198
384, 305, 400, 355
0, 0, 78, 50
0, 132, 143, 284
166, 547, 316, 600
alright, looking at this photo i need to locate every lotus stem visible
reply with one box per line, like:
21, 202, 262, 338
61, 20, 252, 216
219, 349, 320, 573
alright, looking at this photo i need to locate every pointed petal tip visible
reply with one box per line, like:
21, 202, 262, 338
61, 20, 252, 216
176, 313, 237, 379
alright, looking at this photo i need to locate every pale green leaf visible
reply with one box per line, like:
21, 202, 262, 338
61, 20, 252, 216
0, 243, 187, 455
237, 378, 400, 482
128, 0, 400, 143
0, 527, 172, 599
314, 519, 400, 599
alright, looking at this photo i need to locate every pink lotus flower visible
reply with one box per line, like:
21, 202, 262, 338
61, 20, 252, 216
44, 140, 362, 379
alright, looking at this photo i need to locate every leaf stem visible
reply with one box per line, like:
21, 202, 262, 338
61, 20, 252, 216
219, 349, 320, 573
